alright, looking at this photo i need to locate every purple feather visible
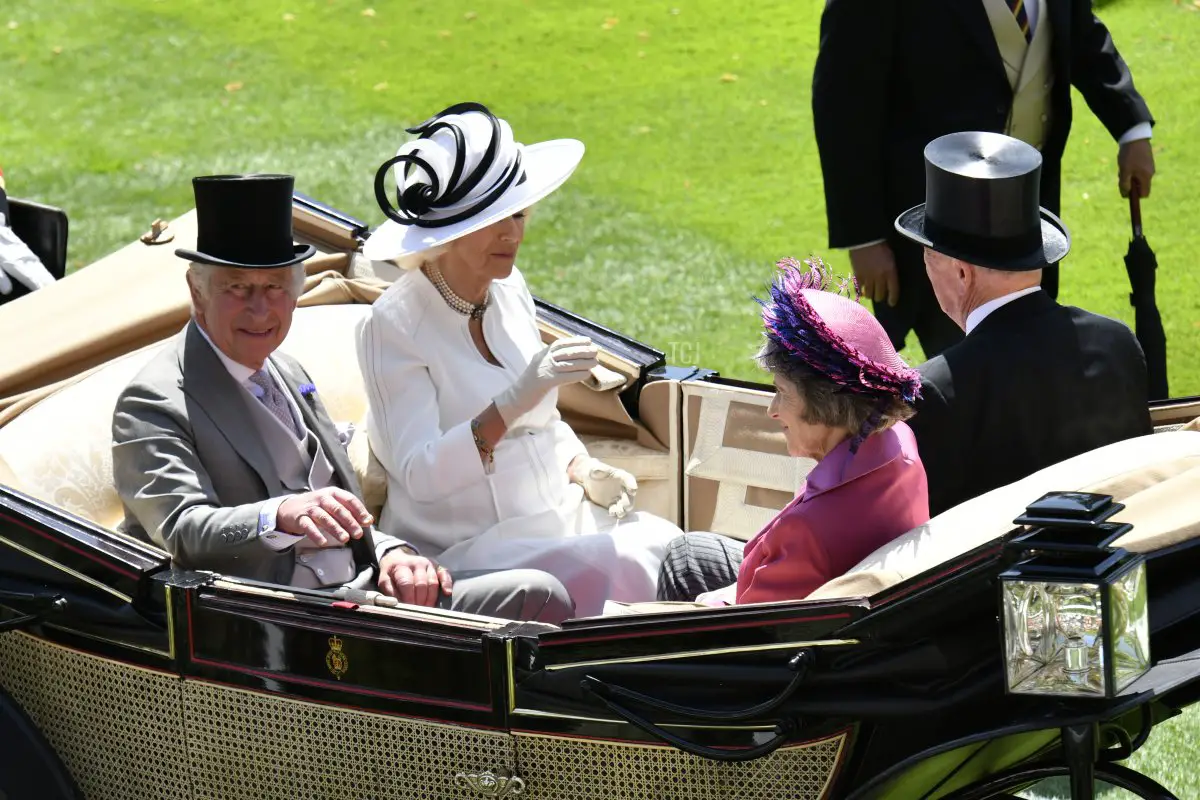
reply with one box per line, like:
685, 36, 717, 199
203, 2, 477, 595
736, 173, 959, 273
755, 256, 922, 407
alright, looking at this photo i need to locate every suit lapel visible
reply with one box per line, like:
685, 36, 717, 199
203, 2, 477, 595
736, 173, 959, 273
178, 322, 281, 493
1047, 0, 1071, 82
271, 353, 361, 496
947, 0, 1009, 83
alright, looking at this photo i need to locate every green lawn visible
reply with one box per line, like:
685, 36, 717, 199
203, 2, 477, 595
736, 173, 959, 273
2, 0, 1199, 794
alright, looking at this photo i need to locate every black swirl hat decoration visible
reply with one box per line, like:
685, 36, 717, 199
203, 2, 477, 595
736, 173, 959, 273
373, 102, 529, 230
364, 102, 585, 261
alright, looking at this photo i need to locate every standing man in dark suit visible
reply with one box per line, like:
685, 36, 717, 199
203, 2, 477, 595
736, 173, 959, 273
812, 0, 1157, 357
895, 132, 1152, 516
113, 174, 573, 622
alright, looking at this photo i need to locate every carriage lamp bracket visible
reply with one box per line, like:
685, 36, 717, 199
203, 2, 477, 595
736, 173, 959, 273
1097, 705, 1153, 763
581, 649, 812, 722
576, 650, 811, 762
582, 684, 799, 763
0, 592, 67, 634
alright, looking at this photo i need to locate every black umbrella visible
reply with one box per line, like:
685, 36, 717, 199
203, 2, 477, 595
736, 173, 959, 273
1124, 183, 1169, 400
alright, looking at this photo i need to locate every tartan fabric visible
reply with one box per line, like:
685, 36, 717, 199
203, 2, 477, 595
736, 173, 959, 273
656, 532, 745, 601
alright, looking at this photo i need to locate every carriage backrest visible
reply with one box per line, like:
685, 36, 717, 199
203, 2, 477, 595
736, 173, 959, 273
0, 302, 674, 537
0, 305, 380, 533
807, 430, 1200, 601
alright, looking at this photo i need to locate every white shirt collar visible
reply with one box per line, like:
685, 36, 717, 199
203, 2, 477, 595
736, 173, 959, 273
964, 286, 1043, 335
1026, 0, 1040, 34
193, 320, 263, 387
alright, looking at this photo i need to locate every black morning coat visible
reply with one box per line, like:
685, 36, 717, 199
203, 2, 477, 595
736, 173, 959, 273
812, 0, 1155, 250
908, 291, 1153, 517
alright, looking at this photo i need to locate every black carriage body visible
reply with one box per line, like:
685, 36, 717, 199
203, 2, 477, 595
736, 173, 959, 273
2, 188, 1199, 798
4, 463, 1200, 800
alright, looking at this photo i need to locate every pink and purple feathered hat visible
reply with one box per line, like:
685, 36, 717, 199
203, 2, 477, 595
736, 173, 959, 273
757, 256, 922, 444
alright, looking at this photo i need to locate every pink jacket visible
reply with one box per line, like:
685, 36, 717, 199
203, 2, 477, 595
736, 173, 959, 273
734, 422, 929, 605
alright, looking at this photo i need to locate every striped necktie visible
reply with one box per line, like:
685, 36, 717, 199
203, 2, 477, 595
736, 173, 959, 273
249, 369, 301, 438
1007, 0, 1032, 43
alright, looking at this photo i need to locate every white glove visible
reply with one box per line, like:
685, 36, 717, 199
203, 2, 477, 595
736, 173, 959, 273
571, 456, 637, 519
494, 336, 599, 426
0, 225, 55, 295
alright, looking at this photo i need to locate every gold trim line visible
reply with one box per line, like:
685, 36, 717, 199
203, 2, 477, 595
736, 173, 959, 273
506, 639, 517, 713
511, 706, 777, 731
543, 638, 858, 671
164, 584, 177, 660
43, 622, 171, 660
0, 534, 132, 603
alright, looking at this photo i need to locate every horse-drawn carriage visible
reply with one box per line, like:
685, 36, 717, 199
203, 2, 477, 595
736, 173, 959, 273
1, 196, 1198, 799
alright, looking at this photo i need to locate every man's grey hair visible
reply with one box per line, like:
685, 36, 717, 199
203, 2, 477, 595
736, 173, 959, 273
755, 339, 914, 437
186, 262, 307, 303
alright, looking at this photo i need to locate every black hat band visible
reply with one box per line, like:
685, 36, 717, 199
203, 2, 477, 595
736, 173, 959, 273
923, 214, 1044, 262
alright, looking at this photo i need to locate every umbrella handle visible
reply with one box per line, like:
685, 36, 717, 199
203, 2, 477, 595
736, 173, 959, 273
1130, 180, 1143, 239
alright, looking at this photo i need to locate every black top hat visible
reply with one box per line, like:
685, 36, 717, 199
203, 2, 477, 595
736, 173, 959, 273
894, 132, 1070, 271
174, 174, 315, 268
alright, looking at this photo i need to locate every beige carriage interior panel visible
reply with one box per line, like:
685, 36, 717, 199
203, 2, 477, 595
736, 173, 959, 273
682, 381, 813, 539
1151, 397, 1200, 431
0, 633, 191, 800
513, 729, 847, 800
183, 681, 516, 800
0, 210, 355, 417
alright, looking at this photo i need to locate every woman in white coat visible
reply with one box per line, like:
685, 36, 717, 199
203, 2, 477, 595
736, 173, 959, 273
356, 102, 682, 618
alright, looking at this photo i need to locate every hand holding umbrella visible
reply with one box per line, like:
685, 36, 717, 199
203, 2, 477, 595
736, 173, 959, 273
1124, 179, 1168, 400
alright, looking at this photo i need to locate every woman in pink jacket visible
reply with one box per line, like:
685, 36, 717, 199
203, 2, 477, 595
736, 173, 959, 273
657, 256, 930, 606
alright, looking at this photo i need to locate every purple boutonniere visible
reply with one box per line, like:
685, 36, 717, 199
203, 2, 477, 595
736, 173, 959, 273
298, 382, 317, 402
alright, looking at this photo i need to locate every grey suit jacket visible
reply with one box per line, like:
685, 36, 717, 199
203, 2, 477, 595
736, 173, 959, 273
113, 321, 398, 585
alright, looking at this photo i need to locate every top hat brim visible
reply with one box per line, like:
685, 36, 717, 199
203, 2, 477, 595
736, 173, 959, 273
893, 204, 1070, 271
362, 139, 584, 262
174, 242, 317, 269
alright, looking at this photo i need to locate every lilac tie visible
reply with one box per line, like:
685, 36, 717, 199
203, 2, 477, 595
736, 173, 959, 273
249, 370, 300, 437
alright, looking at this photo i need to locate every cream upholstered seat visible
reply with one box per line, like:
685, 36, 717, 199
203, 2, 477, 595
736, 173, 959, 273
807, 430, 1200, 601
0, 344, 165, 530
0, 306, 380, 532
0, 303, 673, 534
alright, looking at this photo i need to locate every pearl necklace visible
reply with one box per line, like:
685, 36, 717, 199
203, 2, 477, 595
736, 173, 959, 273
424, 263, 490, 321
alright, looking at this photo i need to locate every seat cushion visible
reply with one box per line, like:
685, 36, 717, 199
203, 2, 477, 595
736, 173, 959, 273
0, 344, 163, 529
0, 306, 372, 531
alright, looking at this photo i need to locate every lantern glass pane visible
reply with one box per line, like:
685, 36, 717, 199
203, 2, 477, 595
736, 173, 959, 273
1003, 580, 1105, 696
1109, 561, 1151, 692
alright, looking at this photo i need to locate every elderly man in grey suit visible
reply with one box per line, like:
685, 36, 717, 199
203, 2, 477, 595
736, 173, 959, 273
112, 174, 573, 622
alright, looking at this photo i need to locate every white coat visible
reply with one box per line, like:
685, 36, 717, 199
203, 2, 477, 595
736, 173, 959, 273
357, 266, 680, 617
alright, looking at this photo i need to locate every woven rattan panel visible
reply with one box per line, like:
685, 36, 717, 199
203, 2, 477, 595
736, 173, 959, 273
513, 730, 846, 800
184, 681, 516, 799
0, 632, 191, 800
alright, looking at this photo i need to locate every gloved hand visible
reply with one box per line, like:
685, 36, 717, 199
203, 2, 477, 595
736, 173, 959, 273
571, 455, 637, 519
0, 225, 56, 295
494, 336, 599, 426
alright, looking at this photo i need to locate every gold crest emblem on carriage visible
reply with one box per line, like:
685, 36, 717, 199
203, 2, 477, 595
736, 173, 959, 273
325, 636, 349, 680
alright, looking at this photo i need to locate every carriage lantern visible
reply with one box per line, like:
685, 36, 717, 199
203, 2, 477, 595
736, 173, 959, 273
999, 492, 1151, 699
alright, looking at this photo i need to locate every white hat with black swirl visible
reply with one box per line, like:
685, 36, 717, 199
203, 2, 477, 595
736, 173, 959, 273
363, 102, 584, 261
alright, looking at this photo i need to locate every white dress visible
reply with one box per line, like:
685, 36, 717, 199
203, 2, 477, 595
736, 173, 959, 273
357, 266, 681, 617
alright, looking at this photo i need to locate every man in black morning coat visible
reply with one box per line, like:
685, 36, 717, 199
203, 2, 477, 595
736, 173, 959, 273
895, 132, 1152, 517
812, 0, 1157, 358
